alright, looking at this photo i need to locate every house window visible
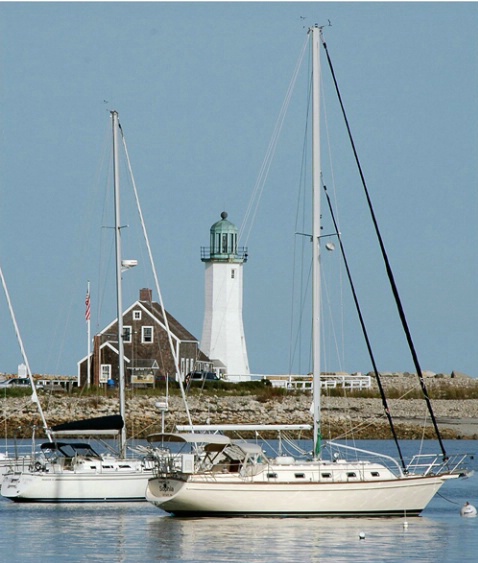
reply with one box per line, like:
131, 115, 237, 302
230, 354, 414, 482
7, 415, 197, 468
133, 310, 142, 321
100, 364, 111, 383
142, 326, 154, 343
231, 269, 235, 279
123, 326, 132, 343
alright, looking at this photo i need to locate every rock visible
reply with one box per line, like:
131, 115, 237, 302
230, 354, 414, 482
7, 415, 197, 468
1, 372, 478, 439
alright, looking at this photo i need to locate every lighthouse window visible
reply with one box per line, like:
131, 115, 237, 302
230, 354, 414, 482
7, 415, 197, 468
222, 234, 228, 253
231, 269, 235, 279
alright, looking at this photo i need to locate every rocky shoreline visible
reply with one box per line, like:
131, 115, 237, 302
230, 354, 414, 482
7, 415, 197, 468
2, 384, 478, 440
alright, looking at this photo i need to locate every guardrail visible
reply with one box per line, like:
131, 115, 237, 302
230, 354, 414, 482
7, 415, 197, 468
264, 374, 372, 391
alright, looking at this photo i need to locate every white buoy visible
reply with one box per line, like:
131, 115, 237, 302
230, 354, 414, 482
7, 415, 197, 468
359, 532, 365, 540
460, 502, 477, 518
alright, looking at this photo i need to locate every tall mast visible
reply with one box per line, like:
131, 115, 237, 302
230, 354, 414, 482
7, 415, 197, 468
111, 110, 127, 457
86, 280, 91, 388
311, 25, 322, 458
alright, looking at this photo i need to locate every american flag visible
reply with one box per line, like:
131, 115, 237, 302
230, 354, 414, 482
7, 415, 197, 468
85, 291, 91, 321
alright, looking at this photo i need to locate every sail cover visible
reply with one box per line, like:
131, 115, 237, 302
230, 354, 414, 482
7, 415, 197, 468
51, 414, 124, 436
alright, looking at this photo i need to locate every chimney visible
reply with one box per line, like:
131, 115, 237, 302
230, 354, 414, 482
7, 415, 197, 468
139, 288, 152, 303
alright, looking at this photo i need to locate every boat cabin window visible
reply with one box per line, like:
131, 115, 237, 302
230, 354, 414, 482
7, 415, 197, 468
267, 473, 278, 479
321, 472, 332, 478
347, 472, 357, 478
294, 473, 306, 479
370, 471, 380, 477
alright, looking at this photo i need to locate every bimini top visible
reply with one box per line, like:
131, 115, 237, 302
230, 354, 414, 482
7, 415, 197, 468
147, 432, 231, 445
147, 432, 263, 456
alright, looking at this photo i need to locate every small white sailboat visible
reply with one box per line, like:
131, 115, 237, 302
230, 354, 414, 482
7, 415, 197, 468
145, 26, 471, 517
1, 111, 155, 502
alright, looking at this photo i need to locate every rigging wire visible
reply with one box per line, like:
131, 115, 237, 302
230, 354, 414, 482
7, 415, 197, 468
320, 34, 448, 460
239, 34, 309, 247
288, 59, 312, 377
117, 120, 195, 431
323, 184, 406, 471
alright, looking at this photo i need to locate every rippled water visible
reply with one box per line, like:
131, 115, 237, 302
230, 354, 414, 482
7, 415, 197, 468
1, 440, 477, 562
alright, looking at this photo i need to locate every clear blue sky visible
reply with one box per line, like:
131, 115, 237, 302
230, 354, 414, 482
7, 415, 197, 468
0, 2, 477, 379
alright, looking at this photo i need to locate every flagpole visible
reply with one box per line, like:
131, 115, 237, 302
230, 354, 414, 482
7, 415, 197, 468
86, 281, 91, 388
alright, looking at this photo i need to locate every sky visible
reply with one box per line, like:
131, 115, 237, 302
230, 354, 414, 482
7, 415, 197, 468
0, 1, 477, 379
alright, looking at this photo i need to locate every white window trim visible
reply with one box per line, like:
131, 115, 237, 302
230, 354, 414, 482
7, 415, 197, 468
142, 326, 154, 344
100, 364, 111, 383
133, 310, 142, 321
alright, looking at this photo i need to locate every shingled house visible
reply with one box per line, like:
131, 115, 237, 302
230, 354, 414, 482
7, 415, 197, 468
77, 288, 211, 387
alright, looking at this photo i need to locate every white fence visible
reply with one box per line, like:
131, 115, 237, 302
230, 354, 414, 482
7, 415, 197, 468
263, 373, 372, 391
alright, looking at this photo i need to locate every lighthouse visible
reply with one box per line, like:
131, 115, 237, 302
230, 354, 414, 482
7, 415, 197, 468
200, 212, 250, 377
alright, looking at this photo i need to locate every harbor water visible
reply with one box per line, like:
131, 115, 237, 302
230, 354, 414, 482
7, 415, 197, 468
0, 440, 477, 562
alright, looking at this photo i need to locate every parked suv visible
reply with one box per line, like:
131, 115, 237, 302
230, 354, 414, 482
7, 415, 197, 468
0, 378, 32, 388
187, 371, 222, 383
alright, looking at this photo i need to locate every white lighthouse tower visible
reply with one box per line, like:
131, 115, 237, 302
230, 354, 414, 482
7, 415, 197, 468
200, 212, 250, 378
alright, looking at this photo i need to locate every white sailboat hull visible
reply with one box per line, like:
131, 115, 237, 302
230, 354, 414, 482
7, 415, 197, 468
146, 472, 450, 517
2, 469, 152, 503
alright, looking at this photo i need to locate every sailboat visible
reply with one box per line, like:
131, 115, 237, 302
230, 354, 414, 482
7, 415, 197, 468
1, 111, 155, 502
144, 26, 471, 517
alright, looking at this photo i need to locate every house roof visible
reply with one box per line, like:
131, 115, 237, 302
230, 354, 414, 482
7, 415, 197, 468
140, 301, 198, 342
98, 299, 198, 343
77, 340, 131, 366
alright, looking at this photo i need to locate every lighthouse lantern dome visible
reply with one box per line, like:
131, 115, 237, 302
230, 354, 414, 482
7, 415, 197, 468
210, 211, 238, 258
